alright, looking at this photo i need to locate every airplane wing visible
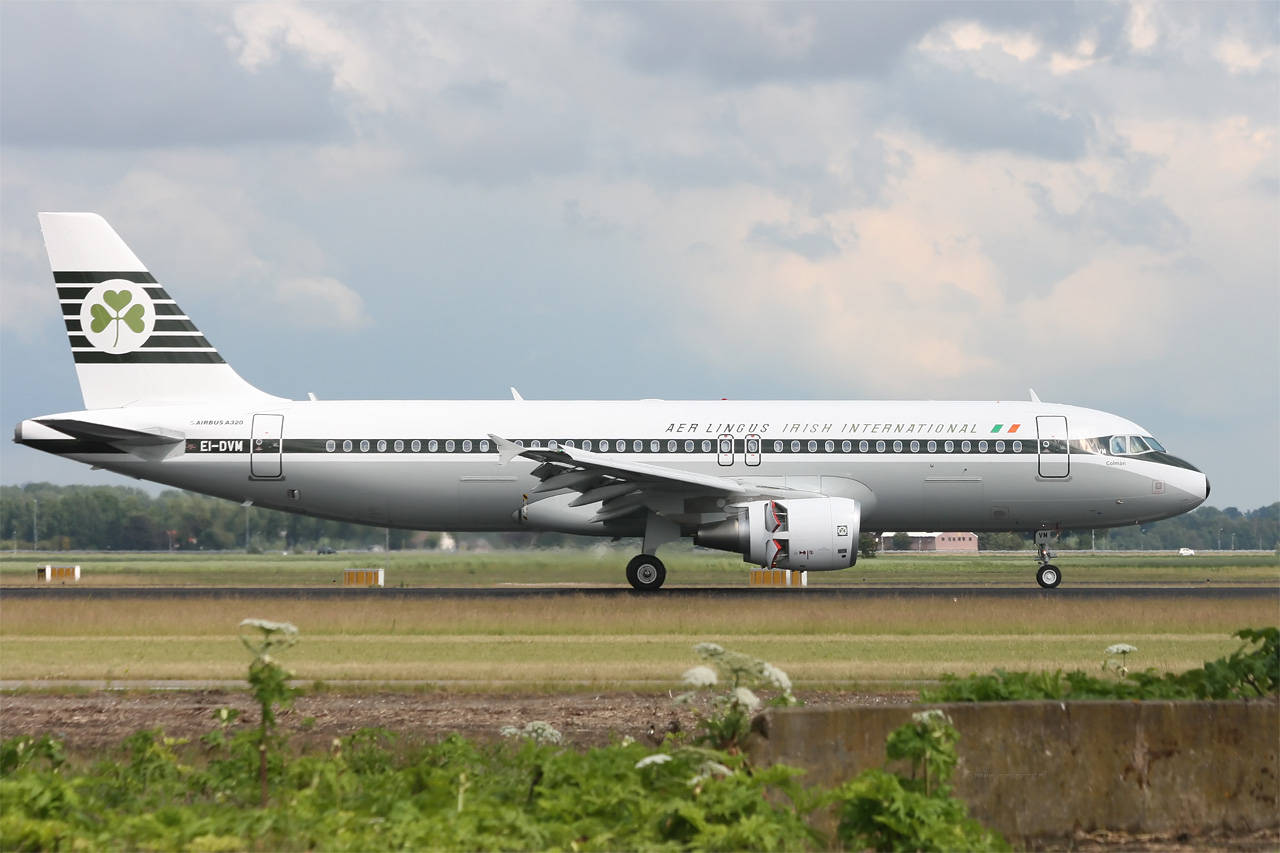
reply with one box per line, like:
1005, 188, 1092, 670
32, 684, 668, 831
489, 433, 813, 523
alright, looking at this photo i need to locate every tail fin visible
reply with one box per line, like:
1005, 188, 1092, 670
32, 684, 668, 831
38, 213, 282, 409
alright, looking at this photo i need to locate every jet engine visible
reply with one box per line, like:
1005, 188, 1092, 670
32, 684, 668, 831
694, 497, 860, 571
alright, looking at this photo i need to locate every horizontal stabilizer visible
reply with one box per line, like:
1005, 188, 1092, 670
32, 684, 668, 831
37, 418, 184, 447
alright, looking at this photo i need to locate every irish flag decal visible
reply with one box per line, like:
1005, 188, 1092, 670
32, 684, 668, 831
990, 424, 1021, 433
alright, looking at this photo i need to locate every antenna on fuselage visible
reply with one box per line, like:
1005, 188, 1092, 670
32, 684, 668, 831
1029, 388, 1042, 403
510, 387, 524, 401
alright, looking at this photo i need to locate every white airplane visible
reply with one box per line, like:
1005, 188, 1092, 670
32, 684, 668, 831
14, 213, 1210, 589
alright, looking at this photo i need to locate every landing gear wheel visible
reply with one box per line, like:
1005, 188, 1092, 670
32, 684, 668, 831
626, 554, 666, 591
1036, 564, 1062, 589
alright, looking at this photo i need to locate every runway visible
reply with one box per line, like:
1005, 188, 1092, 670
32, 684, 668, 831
3, 584, 1275, 601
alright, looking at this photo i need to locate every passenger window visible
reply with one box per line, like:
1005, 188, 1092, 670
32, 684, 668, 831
446, 440, 456, 452
944, 440, 953, 452
411, 439, 422, 452
747, 438, 759, 453
961, 440, 970, 452
893, 440, 903, 452
343, 440, 353, 452
995, 440, 1005, 453
910, 441, 920, 453
564, 440, 575, 449
774, 440, 784, 452
548, 440, 559, 450
842, 440, 851, 452
360, 439, 370, 452
876, 440, 886, 452
463, 440, 473, 452
808, 440, 817, 452
928, 441, 937, 453
596, 441, 606, 452
377, 439, 387, 452
479, 440, 490, 452
428, 440, 439, 452
633, 439, 644, 452
394, 440, 404, 452
668, 440, 677, 452
719, 438, 731, 453
616, 440, 626, 452
325, 439, 336, 453
513, 439, 523, 448
791, 440, 800, 452
978, 441, 988, 453
859, 440, 869, 452
684, 440, 694, 452
1110, 436, 1127, 455
650, 440, 660, 452
824, 439, 834, 452
583, 439, 593, 451
1012, 440, 1021, 453
701, 440, 711, 452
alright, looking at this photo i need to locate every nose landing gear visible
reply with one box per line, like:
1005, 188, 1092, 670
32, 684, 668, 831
1034, 530, 1062, 589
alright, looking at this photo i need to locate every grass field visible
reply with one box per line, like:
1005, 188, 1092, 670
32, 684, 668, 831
1, 547, 1277, 587
2, 590, 1274, 689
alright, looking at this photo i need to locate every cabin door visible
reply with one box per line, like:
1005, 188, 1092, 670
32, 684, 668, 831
1036, 416, 1069, 478
250, 414, 284, 479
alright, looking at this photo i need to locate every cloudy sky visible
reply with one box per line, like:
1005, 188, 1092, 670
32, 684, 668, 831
1, 1, 1277, 510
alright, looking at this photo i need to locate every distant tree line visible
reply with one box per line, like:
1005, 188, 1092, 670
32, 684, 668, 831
0, 483, 1276, 553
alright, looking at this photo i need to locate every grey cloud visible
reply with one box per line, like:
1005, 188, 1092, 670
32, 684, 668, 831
1029, 183, 1190, 250
884, 60, 1094, 160
0, 3, 344, 148
597, 2, 1141, 87
748, 220, 841, 261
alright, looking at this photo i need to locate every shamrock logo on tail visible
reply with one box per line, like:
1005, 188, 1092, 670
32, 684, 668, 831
89, 289, 146, 348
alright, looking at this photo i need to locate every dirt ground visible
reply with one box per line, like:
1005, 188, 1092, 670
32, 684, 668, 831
0, 688, 912, 752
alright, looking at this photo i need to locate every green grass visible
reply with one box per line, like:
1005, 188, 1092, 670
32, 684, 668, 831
1, 593, 1272, 688
2, 548, 1277, 587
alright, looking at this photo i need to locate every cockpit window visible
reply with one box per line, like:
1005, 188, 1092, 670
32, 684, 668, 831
1105, 434, 1164, 456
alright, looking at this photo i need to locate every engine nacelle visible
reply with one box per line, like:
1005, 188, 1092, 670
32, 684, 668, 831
694, 497, 860, 571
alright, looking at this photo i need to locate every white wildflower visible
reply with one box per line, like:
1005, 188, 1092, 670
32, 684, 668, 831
500, 721, 562, 745
693, 642, 724, 658
635, 753, 672, 769
733, 687, 762, 712
689, 760, 734, 786
912, 709, 951, 726
682, 665, 718, 688
1105, 643, 1138, 656
761, 662, 792, 692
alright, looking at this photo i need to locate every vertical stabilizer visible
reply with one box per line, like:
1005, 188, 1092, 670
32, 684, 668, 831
38, 213, 283, 409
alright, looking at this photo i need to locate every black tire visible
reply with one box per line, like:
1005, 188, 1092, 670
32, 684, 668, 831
1036, 564, 1062, 589
626, 554, 666, 591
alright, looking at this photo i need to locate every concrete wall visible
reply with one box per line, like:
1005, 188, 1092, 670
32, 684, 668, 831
747, 701, 1279, 843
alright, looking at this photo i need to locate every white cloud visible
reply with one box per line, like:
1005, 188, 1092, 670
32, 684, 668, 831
229, 2, 394, 111
1213, 37, 1278, 75
273, 276, 371, 330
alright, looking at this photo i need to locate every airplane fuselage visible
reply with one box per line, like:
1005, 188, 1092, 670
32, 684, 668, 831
18, 398, 1206, 536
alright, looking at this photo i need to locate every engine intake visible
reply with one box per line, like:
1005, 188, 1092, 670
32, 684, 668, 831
694, 497, 860, 571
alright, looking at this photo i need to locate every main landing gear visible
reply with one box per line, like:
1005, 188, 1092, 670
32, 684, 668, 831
626, 554, 667, 591
1034, 530, 1062, 589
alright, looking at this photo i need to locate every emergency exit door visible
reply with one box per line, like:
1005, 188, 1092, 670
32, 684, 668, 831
1036, 415, 1069, 478
250, 414, 284, 479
